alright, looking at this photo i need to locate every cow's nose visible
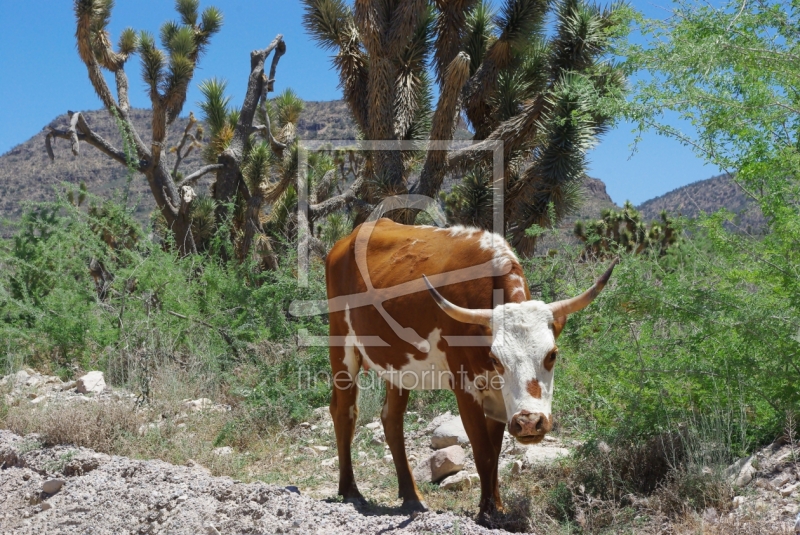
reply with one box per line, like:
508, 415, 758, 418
508, 411, 551, 437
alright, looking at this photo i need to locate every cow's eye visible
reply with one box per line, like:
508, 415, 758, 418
489, 354, 501, 366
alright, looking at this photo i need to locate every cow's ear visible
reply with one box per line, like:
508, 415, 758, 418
552, 316, 567, 339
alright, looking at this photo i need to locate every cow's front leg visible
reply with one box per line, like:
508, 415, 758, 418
329, 345, 365, 504
381, 382, 427, 511
486, 417, 506, 513
453, 385, 499, 521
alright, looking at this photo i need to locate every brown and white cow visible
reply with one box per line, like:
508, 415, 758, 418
325, 218, 616, 517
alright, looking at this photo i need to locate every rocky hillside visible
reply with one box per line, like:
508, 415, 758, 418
0, 102, 359, 230
0, 105, 767, 238
638, 173, 764, 231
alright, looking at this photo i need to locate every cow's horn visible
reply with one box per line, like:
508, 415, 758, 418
422, 275, 493, 327
548, 258, 619, 318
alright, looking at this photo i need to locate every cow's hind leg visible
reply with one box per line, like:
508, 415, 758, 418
381, 382, 427, 511
330, 343, 364, 504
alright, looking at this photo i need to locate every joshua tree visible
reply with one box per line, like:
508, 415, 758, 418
45, 0, 287, 258
574, 202, 678, 259
303, 0, 625, 254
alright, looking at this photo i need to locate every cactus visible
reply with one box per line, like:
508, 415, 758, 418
574, 204, 680, 259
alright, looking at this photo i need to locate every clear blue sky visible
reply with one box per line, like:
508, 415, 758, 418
0, 0, 718, 206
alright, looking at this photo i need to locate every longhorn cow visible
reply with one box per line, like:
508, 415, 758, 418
325, 218, 616, 517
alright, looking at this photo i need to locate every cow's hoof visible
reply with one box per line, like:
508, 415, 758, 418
343, 494, 367, 506
476, 509, 498, 528
401, 499, 428, 512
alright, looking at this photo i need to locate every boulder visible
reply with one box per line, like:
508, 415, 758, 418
371, 429, 385, 445
183, 398, 225, 413
412, 445, 466, 483
725, 456, 756, 488
42, 479, 65, 494
311, 406, 332, 422
439, 470, 471, 491
76, 371, 106, 394
523, 446, 569, 466
424, 411, 455, 433
431, 417, 469, 449
511, 460, 524, 475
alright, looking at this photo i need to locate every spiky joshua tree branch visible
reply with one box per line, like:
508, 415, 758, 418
303, 0, 626, 254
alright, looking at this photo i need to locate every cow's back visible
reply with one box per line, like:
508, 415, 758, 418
326, 219, 528, 350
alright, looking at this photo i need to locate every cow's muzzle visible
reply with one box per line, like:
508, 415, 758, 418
508, 411, 552, 444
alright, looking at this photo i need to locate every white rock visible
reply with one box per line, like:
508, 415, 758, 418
468, 473, 481, 485
425, 411, 454, 433
523, 446, 569, 466
439, 470, 471, 491
39, 502, 52, 512
371, 429, 385, 445
14, 370, 30, 386
311, 445, 329, 453
781, 482, 799, 497
772, 472, 792, 488
365, 421, 382, 430
413, 445, 466, 483
212, 447, 233, 456
76, 371, 105, 394
733, 496, 746, 508
511, 460, 524, 475
183, 398, 222, 412
382, 454, 393, 465
321, 457, 337, 468
735, 464, 756, 488
25, 376, 42, 388
431, 418, 469, 449
312, 406, 331, 421
42, 479, 65, 494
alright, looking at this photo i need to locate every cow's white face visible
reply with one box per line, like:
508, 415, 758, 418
423, 260, 616, 444
490, 301, 557, 443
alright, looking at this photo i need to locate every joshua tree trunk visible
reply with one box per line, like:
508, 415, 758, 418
213, 36, 286, 220
46, 0, 224, 256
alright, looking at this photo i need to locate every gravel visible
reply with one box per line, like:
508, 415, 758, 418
0, 430, 526, 535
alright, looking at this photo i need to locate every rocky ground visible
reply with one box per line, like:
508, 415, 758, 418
0, 429, 527, 535
2, 368, 800, 534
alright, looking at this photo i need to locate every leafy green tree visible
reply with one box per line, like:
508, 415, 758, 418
589, 0, 800, 436
303, 0, 626, 254
622, 0, 800, 299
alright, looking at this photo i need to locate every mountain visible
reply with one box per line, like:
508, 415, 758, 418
0, 103, 359, 229
637, 173, 764, 231
0, 105, 764, 238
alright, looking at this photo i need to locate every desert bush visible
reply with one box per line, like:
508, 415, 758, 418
4, 400, 140, 453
